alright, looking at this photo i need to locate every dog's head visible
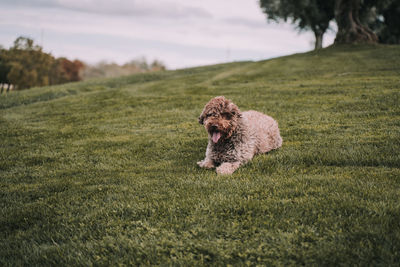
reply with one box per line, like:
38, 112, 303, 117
198, 96, 242, 143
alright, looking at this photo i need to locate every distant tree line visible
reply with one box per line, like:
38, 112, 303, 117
0, 37, 84, 92
259, 0, 400, 49
0, 36, 166, 92
82, 58, 166, 80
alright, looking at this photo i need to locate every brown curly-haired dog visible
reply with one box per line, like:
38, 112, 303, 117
197, 96, 282, 175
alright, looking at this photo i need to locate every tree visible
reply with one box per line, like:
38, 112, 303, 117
50, 58, 70, 85
259, 0, 400, 47
259, 0, 335, 49
7, 62, 37, 90
6, 37, 54, 89
334, 0, 378, 44
150, 60, 166, 71
2, 37, 87, 90
364, 0, 400, 44
379, 0, 400, 44
0, 48, 11, 93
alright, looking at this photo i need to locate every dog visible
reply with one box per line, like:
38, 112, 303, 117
197, 96, 282, 175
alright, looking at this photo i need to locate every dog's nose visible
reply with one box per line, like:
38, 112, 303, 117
210, 125, 218, 131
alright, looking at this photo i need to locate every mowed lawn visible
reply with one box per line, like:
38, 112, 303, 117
1, 45, 399, 265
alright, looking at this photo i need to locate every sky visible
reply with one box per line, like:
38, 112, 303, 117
0, 0, 336, 69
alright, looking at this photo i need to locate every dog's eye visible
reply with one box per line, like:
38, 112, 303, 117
222, 113, 232, 119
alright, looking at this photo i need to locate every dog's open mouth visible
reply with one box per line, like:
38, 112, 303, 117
211, 131, 221, 143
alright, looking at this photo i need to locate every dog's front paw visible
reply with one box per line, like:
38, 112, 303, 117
216, 162, 240, 175
197, 159, 215, 169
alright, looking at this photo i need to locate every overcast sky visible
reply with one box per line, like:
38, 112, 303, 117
0, 0, 336, 69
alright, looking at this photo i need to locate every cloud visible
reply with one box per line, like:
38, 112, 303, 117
221, 17, 267, 29
0, 0, 336, 69
3, 0, 213, 19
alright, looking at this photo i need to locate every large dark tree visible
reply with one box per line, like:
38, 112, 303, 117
364, 0, 400, 44
334, 0, 378, 44
260, 0, 400, 47
259, 0, 335, 49
379, 0, 400, 44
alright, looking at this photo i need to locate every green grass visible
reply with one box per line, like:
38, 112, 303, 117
1, 44, 400, 265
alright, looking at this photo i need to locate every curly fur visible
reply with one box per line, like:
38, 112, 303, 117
197, 96, 282, 175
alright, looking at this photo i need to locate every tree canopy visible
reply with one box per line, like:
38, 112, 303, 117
260, 0, 335, 49
0, 37, 84, 90
259, 0, 400, 48
365, 0, 400, 44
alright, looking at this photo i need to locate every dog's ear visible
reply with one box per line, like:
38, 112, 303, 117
198, 101, 210, 125
198, 110, 206, 124
198, 115, 204, 125
226, 102, 241, 118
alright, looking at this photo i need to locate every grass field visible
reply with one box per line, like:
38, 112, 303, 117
1, 44, 400, 265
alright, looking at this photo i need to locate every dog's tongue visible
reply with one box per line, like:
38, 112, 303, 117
212, 132, 221, 143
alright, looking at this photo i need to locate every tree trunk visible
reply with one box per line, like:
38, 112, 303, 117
334, 0, 378, 44
314, 31, 323, 50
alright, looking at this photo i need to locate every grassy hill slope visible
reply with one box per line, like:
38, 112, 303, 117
1, 45, 400, 265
